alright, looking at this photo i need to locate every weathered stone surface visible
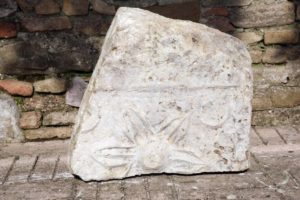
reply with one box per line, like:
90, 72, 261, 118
0, 0, 17, 18
43, 111, 77, 126
34, 78, 67, 94
25, 127, 72, 140
0, 93, 23, 143
262, 47, 287, 64
249, 50, 262, 64
70, 8, 253, 181
22, 94, 70, 112
20, 111, 42, 129
16, 0, 39, 12
252, 90, 272, 111
91, 0, 115, 15
270, 86, 300, 108
264, 29, 298, 44
0, 33, 97, 75
0, 22, 17, 38
35, 0, 60, 15
147, 0, 200, 22
232, 32, 263, 45
297, 5, 300, 20
21, 16, 72, 32
201, 0, 252, 7
230, 1, 295, 28
0, 80, 33, 96
66, 77, 87, 107
63, 0, 89, 16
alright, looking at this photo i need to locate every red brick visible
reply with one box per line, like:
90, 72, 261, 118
21, 16, 72, 32
35, 0, 60, 15
0, 80, 33, 96
0, 22, 17, 38
202, 7, 229, 17
63, 0, 89, 16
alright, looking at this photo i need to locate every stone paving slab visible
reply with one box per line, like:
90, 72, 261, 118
0, 126, 300, 199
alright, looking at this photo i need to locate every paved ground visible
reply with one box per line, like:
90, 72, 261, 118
0, 126, 300, 200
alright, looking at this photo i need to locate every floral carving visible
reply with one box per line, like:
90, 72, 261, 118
92, 108, 205, 176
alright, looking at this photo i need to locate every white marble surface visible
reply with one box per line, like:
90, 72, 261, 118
69, 7, 253, 181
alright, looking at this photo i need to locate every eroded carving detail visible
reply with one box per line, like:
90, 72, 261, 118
92, 108, 205, 176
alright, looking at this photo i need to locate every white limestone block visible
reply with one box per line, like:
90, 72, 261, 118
69, 7, 253, 181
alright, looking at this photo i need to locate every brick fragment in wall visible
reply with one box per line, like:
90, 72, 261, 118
0, 21, 17, 38
270, 86, 300, 108
63, 0, 89, 16
0, 80, 33, 96
262, 47, 287, 64
202, 7, 229, 17
34, 78, 67, 94
22, 95, 72, 112
103, 0, 156, 7
35, 0, 60, 15
230, 1, 295, 28
146, 0, 200, 22
232, 32, 263, 45
252, 106, 300, 126
43, 111, 77, 126
158, 0, 196, 5
0, 0, 17, 18
0, 33, 98, 75
249, 50, 262, 64
21, 16, 72, 32
72, 14, 113, 36
91, 0, 115, 15
24, 127, 72, 140
16, 0, 39, 12
252, 94, 273, 111
264, 29, 299, 44
204, 16, 234, 33
201, 0, 253, 7
20, 111, 42, 129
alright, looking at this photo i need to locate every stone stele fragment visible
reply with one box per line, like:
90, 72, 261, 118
69, 7, 253, 181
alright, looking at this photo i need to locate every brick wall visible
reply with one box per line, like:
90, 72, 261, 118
0, 0, 299, 141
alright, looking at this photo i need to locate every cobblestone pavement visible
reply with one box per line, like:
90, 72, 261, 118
0, 126, 300, 200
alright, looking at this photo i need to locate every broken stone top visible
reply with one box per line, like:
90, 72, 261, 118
70, 7, 253, 181
94, 8, 251, 92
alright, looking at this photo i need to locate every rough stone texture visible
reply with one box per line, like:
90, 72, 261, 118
66, 77, 87, 107
21, 16, 72, 32
70, 8, 253, 181
0, 33, 97, 75
202, 7, 229, 17
270, 86, 300, 108
63, 0, 89, 16
0, 80, 33, 96
20, 111, 42, 129
24, 127, 72, 140
34, 78, 67, 94
22, 94, 70, 112
16, 0, 39, 12
249, 50, 262, 64
0, 93, 23, 143
297, 4, 300, 20
91, 0, 115, 15
0, 0, 17, 18
264, 29, 299, 44
252, 92, 272, 111
43, 111, 77, 126
230, 1, 295, 28
0, 22, 17, 38
232, 32, 263, 45
262, 47, 287, 64
35, 0, 60, 15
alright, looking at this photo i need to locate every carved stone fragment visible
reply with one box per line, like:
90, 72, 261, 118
69, 8, 253, 181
